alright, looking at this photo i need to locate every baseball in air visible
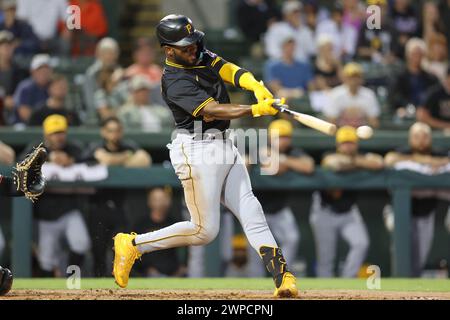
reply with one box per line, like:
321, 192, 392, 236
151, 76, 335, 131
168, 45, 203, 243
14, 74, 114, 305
356, 126, 373, 139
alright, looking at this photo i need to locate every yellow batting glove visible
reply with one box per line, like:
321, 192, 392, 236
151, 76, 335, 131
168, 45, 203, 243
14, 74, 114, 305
253, 81, 274, 103
251, 98, 283, 117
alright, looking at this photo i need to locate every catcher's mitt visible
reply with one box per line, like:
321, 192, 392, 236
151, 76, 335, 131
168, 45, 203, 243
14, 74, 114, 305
13, 143, 48, 202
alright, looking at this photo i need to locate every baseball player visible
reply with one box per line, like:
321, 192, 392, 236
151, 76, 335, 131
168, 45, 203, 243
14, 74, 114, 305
310, 126, 383, 277
0, 144, 47, 296
113, 14, 298, 297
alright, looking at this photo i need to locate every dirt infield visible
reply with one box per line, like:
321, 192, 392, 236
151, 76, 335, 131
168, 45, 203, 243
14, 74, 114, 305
2, 289, 450, 300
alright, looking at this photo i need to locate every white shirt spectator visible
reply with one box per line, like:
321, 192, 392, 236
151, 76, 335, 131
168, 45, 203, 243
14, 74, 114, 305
323, 84, 380, 119
264, 21, 316, 63
316, 19, 357, 58
16, 0, 68, 41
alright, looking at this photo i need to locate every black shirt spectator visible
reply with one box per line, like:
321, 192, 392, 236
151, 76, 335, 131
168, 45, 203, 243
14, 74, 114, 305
28, 74, 81, 126
236, 0, 280, 44
0, 0, 40, 56
423, 84, 450, 122
390, 0, 421, 58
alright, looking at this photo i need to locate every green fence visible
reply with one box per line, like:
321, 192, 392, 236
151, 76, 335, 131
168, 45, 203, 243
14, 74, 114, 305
1, 165, 450, 278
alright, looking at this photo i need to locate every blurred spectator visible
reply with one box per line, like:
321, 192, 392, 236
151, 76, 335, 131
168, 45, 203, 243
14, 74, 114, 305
28, 73, 81, 126
384, 122, 449, 276
342, 0, 366, 34
117, 76, 172, 133
133, 187, 186, 277
70, 0, 108, 56
0, 30, 27, 124
83, 37, 121, 116
438, 0, 450, 53
16, 0, 71, 55
416, 66, 450, 130
124, 38, 163, 87
236, 0, 280, 44
311, 126, 383, 277
12, 54, 52, 124
83, 116, 151, 168
421, 1, 446, 44
264, 0, 316, 63
255, 119, 314, 265
322, 62, 380, 128
390, 0, 421, 58
315, 3, 357, 61
224, 234, 251, 277
301, 0, 319, 33
21, 114, 90, 277
388, 38, 438, 118
0, 140, 15, 164
264, 36, 313, 100
83, 116, 151, 276
310, 35, 342, 91
93, 66, 124, 122
356, 0, 396, 64
422, 33, 448, 85
0, 0, 39, 56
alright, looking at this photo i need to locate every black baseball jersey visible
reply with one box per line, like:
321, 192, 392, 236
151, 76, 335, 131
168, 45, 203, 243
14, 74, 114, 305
161, 49, 231, 133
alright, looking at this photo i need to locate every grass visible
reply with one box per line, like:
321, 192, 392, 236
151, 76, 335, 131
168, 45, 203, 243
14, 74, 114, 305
12, 278, 450, 292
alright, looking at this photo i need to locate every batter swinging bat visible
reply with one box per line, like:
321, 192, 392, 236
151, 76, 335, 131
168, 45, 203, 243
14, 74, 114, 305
272, 103, 337, 136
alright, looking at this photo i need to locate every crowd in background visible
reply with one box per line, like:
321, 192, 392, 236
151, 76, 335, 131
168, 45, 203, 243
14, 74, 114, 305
0, 0, 449, 279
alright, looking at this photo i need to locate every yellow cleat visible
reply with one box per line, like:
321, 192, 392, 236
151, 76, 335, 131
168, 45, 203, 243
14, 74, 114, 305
112, 233, 141, 288
273, 272, 298, 298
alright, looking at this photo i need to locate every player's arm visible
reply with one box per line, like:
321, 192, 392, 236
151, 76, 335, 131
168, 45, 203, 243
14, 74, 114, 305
284, 155, 315, 175
353, 153, 384, 170
321, 153, 355, 172
211, 57, 273, 102
199, 98, 280, 120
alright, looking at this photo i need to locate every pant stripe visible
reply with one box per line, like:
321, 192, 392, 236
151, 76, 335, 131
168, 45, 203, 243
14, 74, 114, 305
135, 142, 202, 246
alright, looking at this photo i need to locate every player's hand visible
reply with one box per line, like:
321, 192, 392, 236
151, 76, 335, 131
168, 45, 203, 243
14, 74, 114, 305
253, 81, 273, 103
251, 98, 285, 117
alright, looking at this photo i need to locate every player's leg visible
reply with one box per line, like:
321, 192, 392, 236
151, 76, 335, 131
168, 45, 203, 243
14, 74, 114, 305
113, 139, 229, 287
222, 149, 297, 297
37, 219, 63, 277
265, 207, 300, 265
340, 207, 369, 278
412, 212, 435, 276
309, 194, 339, 277
64, 210, 91, 269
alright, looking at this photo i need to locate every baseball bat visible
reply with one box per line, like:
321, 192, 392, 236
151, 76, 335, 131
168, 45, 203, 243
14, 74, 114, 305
272, 103, 337, 136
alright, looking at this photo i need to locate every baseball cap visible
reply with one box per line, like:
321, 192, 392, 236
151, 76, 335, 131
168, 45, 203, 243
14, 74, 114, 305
367, 0, 387, 5
30, 54, 51, 72
0, 31, 14, 44
282, 1, 302, 15
336, 126, 358, 144
1, 0, 17, 9
269, 119, 294, 137
43, 115, 68, 135
343, 62, 363, 77
129, 76, 152, 91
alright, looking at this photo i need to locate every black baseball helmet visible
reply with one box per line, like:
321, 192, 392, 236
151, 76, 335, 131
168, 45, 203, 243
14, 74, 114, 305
0, 266, 13, 296
156, 14, 205, 48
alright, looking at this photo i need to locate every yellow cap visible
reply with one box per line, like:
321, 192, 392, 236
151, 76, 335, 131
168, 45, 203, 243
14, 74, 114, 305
43, 114, 68, 135
367, 0, 387, 5
343, 62, 363, 77
268, 119, 293, 137
232, 234, 247, 250
336, 126, 358, 144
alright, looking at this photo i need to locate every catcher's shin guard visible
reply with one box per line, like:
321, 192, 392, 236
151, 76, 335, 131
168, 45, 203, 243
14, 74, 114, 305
0, 266, 13, 296
259, 246, 298, 298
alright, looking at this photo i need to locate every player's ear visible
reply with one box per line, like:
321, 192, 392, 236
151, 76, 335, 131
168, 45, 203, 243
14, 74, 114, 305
164, 46, 173, 57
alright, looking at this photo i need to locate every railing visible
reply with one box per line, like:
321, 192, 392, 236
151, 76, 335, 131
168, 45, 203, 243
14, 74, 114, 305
2, 165, 450, 277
